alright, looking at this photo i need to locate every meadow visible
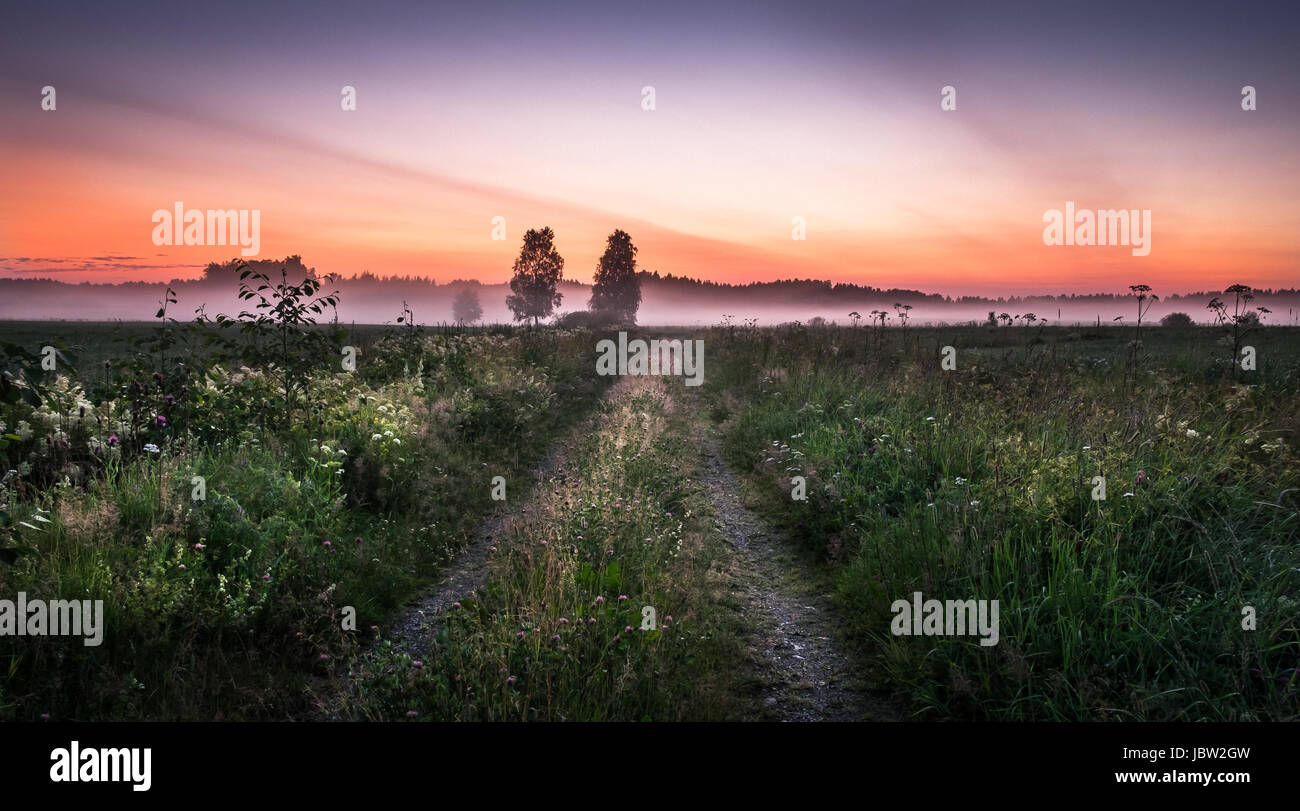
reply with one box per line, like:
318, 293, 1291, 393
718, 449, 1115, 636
707, 321, 1299, 720
1, 295, 1296, 722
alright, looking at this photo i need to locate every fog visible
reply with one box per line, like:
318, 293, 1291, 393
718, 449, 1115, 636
2, 276, 1297, 328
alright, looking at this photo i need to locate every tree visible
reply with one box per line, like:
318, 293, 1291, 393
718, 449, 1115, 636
505, 227, 564, 327
218, 262, 342, 430
588, 229, 642, 324
452, 287, 483, 326
1159, 312, 1194, 327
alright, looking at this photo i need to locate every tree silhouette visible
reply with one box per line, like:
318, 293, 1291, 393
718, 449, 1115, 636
505, 227, 565, 327
452, 287, 483, 326
588, 229, 642, 325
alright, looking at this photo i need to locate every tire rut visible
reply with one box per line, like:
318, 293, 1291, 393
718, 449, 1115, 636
695, 426, 904, 722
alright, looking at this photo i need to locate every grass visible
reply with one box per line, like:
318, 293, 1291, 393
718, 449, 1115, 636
0, 323, 610, 719
708, 322, 1299, 720
3, 313, 1296, 722
343, 376, 752, 721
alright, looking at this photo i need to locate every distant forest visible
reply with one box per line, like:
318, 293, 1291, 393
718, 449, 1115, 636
2, 255, 1298, 326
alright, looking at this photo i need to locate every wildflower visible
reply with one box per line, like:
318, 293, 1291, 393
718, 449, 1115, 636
926, 416, 936, 422
618, 595, 628, 602
625, 626, 633, 633
1123, 492, 1135, 498
155, 415, 167, 426
540, 540, 548, 546
412, 661, 423, 668
323, 540, 332, 548
489, 546, 497, 553
194, 543, 205, 551
516, 631, 526, 640
452, 602, 461, 609
143, 443, 160, 454
41, 713, 50, 720
107, 435, 119, 447
507, 676, 516, 686
406, 710, 418, 717
177, 563, 186, 570
1186, 429, 1200, 438
594, 595, 604, 604
955, 476, 967, 485
588, 618, 596, 624
320, 653, 330, 661
262, 573, 271, 580
552, 634, 561, 642
665, 616, 672, 623
1135, 470, 1148, 487
558, 617, 568, 624
355, 536, 363, 543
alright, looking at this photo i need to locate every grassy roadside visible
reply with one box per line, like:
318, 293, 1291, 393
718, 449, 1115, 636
708, 324, 1300, 721
1, 328, 607, 720
344, 376, 755, 721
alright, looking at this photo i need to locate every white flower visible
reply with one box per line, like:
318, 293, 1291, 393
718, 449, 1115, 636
969, 500, 980, 508
371, 433, 383, 441
1186, 429, 1199, 438
925, 416, 936, 422
955, 476, 967, 486
1082, 445, 1091, 451
1123, 492, 1135, 498
144, 443, 161, 454
392, 438, 401, 446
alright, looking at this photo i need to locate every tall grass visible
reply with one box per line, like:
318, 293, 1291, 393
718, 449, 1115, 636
712, 323, 1299, 720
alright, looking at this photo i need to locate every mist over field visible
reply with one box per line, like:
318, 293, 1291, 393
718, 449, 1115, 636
3, 260, 1297, 327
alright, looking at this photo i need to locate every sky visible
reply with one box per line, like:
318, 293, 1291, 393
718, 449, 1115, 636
1, 0, 1297, 296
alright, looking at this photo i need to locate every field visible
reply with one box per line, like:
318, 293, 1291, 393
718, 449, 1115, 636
1, 307, 1297, 721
